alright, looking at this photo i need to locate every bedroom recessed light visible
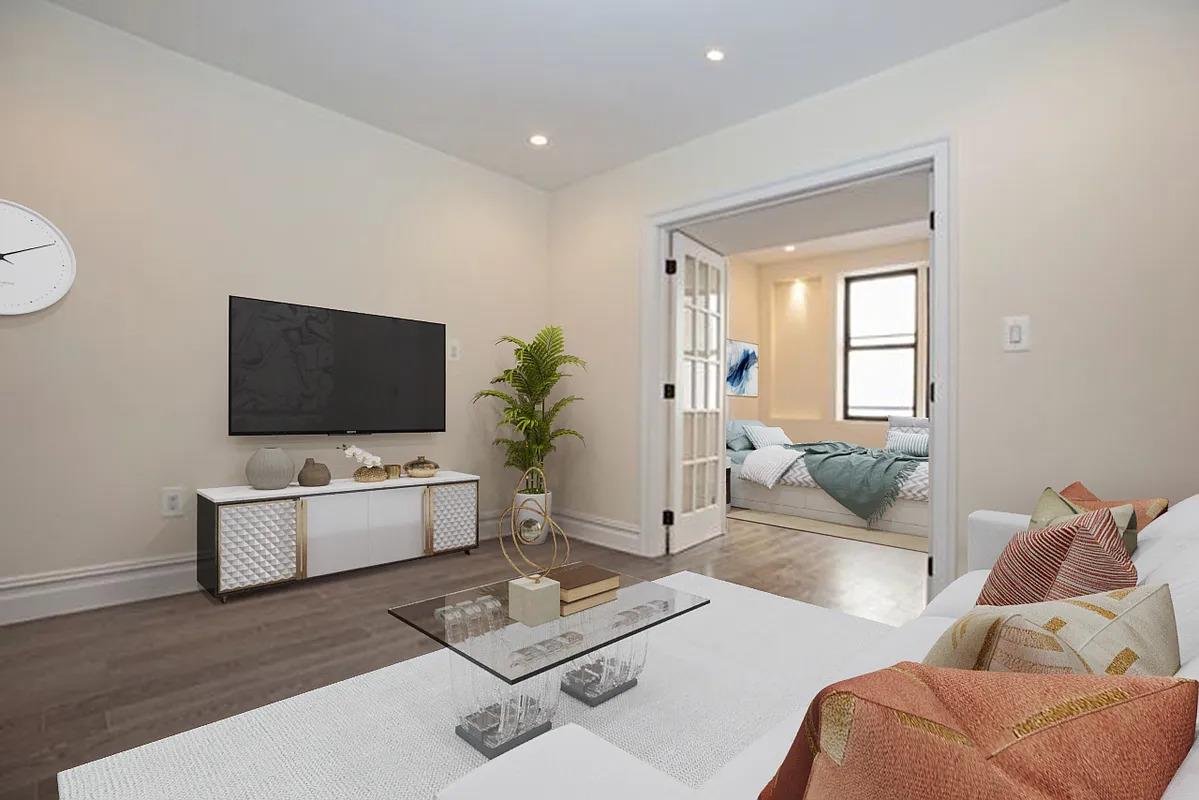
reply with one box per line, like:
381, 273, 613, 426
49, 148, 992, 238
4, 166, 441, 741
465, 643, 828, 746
783, 244, 796, 252
528, 134, 549, 147
705, 48, 725, 62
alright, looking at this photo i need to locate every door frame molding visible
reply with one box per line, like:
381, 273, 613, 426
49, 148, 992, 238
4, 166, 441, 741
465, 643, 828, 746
638, 139, 957, 597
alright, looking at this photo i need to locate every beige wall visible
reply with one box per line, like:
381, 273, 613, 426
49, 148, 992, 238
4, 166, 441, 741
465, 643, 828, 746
757, 240, 929, 447
725, 257, 761, 421
548, 0, 1199, 569
0, 1, 549, 578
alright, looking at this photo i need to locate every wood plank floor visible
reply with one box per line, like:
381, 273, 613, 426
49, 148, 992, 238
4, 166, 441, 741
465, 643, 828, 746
0, 519, 925, 799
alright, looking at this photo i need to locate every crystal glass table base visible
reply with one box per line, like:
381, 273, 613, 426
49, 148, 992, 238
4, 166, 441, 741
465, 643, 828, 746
562, 632, 648, 706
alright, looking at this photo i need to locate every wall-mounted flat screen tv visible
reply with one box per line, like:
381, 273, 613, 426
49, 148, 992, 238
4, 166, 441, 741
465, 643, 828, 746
229, 296, 446, 435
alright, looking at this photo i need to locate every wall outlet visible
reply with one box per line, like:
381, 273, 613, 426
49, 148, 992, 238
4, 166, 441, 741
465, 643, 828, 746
161, 487, 186, 517
447, 339, 462, 361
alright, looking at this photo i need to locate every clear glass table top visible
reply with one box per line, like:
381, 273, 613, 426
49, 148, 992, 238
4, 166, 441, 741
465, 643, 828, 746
388, 569, 709, 684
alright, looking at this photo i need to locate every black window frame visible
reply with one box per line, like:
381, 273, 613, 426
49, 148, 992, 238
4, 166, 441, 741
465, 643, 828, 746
842, 267, 920, 422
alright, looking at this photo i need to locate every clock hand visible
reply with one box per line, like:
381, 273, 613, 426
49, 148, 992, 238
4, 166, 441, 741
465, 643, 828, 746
0, 243, 55, 259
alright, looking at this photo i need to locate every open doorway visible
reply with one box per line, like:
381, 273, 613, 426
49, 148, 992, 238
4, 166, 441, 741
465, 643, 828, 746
642, 143, 954, 600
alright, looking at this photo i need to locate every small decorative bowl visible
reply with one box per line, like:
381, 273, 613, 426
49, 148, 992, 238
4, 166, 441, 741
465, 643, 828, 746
404, 455, 439, 478
384, 464, 403, 480
353, 465, 388, 483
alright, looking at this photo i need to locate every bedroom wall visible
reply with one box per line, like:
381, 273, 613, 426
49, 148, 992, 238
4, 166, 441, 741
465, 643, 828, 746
0, 0, 549, 583
548, 0, 1199, 570
760, 240, 929, 447
726, 257, 761, 421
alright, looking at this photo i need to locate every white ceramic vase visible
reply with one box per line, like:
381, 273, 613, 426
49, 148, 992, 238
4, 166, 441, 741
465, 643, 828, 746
246, 447, 295, 490
513, 491, 552, 545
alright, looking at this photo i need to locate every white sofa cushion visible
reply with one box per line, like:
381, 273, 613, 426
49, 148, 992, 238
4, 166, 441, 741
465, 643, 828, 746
921, 570, 989, 619
436, 724, 690, 800
1131, 495, 1199, 664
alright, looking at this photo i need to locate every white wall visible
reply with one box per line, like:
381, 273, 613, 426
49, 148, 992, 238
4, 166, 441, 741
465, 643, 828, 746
756, 239, 929, 447
0, 1, 548, 585
548, 0, 1199, 568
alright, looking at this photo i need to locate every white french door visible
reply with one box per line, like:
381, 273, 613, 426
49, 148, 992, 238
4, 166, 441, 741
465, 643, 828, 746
667, 232, 727, 553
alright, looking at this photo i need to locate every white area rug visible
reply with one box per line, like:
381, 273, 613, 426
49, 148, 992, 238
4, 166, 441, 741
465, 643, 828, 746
59, 572, 889, 799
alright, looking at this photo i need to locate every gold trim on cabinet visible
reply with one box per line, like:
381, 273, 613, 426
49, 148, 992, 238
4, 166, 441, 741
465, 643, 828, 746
296, 498, 308, 579
423, 486, 435, 555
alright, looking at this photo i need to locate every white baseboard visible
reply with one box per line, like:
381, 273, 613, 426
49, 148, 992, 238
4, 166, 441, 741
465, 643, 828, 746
479, 508, 643, 554
0, 554, 195, 627
2, 510, 644, 627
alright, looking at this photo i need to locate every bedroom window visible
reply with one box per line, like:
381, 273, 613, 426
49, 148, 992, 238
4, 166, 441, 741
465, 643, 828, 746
842, 268, 919, 420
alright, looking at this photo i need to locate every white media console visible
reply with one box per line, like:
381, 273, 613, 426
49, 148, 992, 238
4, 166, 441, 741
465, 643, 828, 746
196, 472, 480, 599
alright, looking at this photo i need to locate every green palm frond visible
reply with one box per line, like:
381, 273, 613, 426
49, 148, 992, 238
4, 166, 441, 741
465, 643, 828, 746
475, 326, 586, 491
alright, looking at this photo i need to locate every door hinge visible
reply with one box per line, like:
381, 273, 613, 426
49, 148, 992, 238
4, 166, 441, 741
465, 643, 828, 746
665, 258, 677, 275
663, 383, 676, 399
928, 210, 936, 231
929, 381, 936, 403
927, 556, 934, 577
663, 510, 675, 526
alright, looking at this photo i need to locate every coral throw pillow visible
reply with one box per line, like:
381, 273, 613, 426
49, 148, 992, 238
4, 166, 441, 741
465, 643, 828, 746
977, 508, 1136, 606
1061, 480, 1169, 532
924, 584, 1181, 677
759, 662, 1196, 800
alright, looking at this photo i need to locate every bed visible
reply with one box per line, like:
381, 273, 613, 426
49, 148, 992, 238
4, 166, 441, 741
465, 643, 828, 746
727, 418, 930, 537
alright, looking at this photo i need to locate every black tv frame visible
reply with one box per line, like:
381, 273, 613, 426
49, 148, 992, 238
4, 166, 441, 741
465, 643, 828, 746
227, 295, 446, 436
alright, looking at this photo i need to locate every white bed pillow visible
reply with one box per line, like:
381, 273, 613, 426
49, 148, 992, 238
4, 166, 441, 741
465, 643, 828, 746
744, 425, 792, 449
739, 446, 801, 489
885, 430, 929, 457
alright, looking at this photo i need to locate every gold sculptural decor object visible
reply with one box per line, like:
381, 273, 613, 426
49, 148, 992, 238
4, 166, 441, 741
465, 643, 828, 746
341, 444, 387, 483
501, 467, 570, 626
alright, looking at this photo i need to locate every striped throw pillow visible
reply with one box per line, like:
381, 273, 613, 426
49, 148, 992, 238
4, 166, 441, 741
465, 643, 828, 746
885, 430, 928, 457
977, 509, 1136, 606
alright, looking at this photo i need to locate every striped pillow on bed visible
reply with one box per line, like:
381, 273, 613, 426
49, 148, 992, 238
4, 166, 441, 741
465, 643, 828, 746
885, 430, 929, 457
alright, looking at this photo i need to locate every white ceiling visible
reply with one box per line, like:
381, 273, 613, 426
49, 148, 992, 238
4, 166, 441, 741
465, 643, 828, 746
682, 169, 929, 258
49, 0, 1065, 190
736, 221, 931, 265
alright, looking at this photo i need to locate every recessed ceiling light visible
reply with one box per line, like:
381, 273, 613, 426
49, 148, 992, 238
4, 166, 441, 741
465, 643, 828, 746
528, 133, 549, 147
783, 244, 796, 252
705, 48, 725, 62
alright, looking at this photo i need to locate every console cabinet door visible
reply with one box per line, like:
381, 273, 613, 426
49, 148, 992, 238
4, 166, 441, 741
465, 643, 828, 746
305, 493, 372, 577
218, 499, 298, 592
368, 487, 425, 564
427, 482, 479, 553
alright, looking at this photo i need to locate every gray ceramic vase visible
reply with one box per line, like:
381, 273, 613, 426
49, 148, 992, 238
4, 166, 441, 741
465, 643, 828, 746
246, 447, 295, 490
298, 457, 331, 487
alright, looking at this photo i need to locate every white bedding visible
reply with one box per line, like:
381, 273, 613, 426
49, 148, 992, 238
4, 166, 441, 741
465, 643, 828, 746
739, 447, 930, 503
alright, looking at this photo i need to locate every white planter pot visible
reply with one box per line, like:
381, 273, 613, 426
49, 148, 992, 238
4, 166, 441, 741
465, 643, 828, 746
513, 491, 552, 545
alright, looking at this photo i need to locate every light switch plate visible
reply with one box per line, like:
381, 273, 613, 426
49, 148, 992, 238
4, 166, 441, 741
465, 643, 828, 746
447, 339, 462, 361
1002, 315, 1031, 352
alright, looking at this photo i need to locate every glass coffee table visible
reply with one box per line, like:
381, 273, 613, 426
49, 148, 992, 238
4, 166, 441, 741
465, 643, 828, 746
388, 569, 709, 758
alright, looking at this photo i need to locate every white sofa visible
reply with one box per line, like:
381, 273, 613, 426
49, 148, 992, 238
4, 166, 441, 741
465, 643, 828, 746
440, 495, 1199, 799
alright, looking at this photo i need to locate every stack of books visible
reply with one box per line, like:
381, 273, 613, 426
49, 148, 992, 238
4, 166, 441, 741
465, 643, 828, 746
555, 563, 621, 616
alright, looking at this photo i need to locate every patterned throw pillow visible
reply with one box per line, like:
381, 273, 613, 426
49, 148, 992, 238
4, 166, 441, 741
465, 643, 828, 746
1031, 487, 1138, 554
925, 584, 1180, 677
884, 430, 928, 456
744, 425, 793, 449
1061, 480, 1169, 532
977, 509, 1136, 606
740, 446, 801, 490
759, 662, 1196, 800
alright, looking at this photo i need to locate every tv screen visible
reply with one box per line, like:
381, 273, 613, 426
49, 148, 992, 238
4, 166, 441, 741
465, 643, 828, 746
228, 296, 446, 435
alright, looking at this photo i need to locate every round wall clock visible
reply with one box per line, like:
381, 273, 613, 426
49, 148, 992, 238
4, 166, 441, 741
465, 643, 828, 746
0, 200, 77, 315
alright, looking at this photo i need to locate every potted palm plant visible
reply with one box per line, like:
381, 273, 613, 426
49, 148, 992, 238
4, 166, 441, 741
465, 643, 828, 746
474, 325, 585, 544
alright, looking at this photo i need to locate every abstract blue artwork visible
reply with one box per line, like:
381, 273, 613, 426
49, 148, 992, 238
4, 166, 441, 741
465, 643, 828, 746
726, 340, 759, 397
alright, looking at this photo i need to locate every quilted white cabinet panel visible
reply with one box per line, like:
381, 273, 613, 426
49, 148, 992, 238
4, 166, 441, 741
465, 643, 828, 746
218, 500, 298, 592
430, 483, 478, 553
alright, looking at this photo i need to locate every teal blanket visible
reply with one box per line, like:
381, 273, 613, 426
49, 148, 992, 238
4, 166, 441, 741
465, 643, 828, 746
788, 442, 925, 525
